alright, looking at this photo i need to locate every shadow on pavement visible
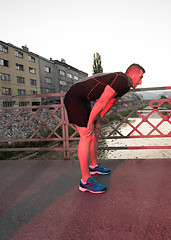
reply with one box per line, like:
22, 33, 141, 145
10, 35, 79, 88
0, 159, 125, 240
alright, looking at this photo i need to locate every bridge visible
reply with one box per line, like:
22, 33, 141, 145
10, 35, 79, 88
0, 87, 170, 240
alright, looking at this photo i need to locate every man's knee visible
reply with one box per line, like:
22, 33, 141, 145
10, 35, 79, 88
78, 128, 93, 142
80, 134, 93, 144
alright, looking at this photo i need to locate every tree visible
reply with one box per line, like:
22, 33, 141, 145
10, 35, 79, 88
92, 52, 103, 75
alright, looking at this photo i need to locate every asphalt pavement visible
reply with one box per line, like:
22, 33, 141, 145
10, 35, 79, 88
0, 158, 170, 240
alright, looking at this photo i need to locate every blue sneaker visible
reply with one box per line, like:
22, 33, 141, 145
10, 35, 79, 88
89, 163, 111, 175
79, 177, 106, 194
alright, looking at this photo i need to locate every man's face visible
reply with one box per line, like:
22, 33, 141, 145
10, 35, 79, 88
133, 70, 144, 88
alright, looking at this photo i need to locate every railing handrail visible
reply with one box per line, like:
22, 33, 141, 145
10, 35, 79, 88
0, 86, 171, 100
130, 86, 171, 92
0, 92, 66, 100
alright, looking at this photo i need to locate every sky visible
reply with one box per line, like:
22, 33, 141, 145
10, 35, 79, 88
1, 0, 171, 88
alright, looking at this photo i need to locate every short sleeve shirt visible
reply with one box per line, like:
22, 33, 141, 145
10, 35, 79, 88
69, 72, 130, 101
64, 72, 131, 126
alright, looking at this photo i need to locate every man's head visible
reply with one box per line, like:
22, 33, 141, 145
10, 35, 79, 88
126, 63, 145, 88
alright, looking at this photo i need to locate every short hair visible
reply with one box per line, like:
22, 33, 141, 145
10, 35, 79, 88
126, 63, 145, 74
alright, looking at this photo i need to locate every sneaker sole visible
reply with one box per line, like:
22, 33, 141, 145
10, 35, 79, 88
90, 171, 110, 175
79, 186, 106, 194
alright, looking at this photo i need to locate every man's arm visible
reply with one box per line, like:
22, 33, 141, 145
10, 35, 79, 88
87, 85, 117, 130
99, 97, 120, 119
93, 97, 120, 135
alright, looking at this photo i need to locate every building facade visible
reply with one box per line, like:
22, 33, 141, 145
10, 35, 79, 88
0, 41, 41, 107
0, 40, 88, 107
55, 60, 88, 93
39, 56, 59, 100
39, 58, 88, 95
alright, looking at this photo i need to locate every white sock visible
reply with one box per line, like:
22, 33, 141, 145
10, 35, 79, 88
81, 179, 87, 184
90, 164, 98, 168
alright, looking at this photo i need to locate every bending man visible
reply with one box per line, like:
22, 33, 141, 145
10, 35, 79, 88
64, 63, 145, 194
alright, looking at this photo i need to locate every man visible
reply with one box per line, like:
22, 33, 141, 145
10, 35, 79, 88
64, 63, 145, 194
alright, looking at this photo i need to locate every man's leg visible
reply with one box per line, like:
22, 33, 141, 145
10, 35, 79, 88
89, 126, 111, 175
75, 125, 107, 193
89, 128, 100, 166
75, 125, 92, 182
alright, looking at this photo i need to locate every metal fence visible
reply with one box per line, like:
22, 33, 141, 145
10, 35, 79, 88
0, 87, 171, 159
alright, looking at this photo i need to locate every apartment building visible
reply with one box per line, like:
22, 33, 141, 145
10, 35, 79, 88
39, 57, 59, 95
55, 60, 88, 93
0, 40, 88, 107
39, 58, 87, 104
0, 41, 41, 107
39, 59, 87, 94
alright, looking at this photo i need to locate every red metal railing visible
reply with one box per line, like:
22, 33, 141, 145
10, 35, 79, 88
0, 87, 171, 159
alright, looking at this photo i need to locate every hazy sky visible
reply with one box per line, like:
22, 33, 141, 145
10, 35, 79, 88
1, 0, 171, 87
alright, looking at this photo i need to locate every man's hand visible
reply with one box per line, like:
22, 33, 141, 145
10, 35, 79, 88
85, 122, 94, 137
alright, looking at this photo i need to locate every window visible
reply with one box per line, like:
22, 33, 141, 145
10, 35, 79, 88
32, 91, 37, 94
2, 87, 11, 95
28, 55, 35, 62
3, 101, 13, 107
19, 102, 25, 106
15, 50, 23, 58
45, 88, 52, 93
67, 73, 73, 79
17, 76, 25, 83
16, 63, 24, 71
68, 82, 73, 87
0, 59, 9, 67
19, 102, 29, 106
74, 75, 79, 81
45, 77, 52, 84
59, 70, 66, 76
0, 44, 8, 53
59, 80, 67, 86
30, 79, 37, 85
44, 66, 51, 73
0, 73, 10, 81
18, 89, 26, 95
29, 67, 36, 74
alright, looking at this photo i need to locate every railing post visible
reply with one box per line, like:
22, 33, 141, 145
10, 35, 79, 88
64, 121, 70, 160
61, 95, 70, 160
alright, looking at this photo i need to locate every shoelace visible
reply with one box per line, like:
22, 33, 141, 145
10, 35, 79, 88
98, 164, 103, 169
88, 178, 99, 188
